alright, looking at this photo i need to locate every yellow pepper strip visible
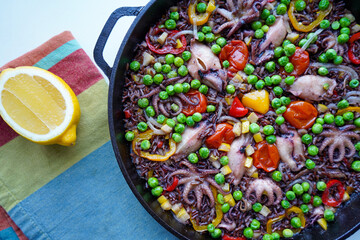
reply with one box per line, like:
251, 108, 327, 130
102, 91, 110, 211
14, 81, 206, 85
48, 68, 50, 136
285, 206, 306, 233
266, 214, 285, 235
188, 0, 216, 26
190, 186, 223, 232
241, 90, 270, 114
132, 130, 176, 161
336, 106, 360, 116
288, 1, 332, 32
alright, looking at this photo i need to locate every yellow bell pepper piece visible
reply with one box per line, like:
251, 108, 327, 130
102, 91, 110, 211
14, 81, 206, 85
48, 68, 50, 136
188, 0, 216, 26
132, 130, 176, 161
336, 106, 360, 115
176, 39, 183, 49
288, 1, 332, 32
241, 120, 250, 133
220, 165, 232, 175
244, 157, 253, 168
317, 218, 328, 230
218, 143, 231, 152
253, 133, 263, 143
241, 90, 270, 114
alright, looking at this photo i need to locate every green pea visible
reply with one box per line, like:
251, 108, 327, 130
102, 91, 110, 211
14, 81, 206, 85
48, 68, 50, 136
318, 67, 329, 76
165, 85, 175, 96
272, 171, 282, 182
324, 113, 335, 124
295, 0, 306, 11
217, 193, 225, 205
341, 27, 351, 35
220, 156, 229, 166
138, 98, 149, 108
343, 112, 354, 121
312, 196, 322, 207
178, 65, 188, 77
167, 70, 178, 78
243, 227, 254, 239
233, 190, 243, 201
157, 114, 166, 124
162, 64, 171, 73
192, 112, 202, 122
182, 51, 191, 61
317, 181, 327, 191
255, 80, 265, 90
244, 64, 255, 75
281, 200, 291, 209
298, 38, 308, 48
143, 75, 153, 86
277, 3, 287, 15
199, 84, 208, 94
159, 91, 169, 100
320, 19, 330, 29
226, 84, 236, 94
250, 123, 260, 134
173, 57, 184, 67
166, 119, 175, 128
223, 60, 230, 68
273, 86, 283, 96
221, 203, 230, 213
188, 153, 198, 163
305, 159, 316, 169
308, 145, 319, 156
272, 98, 282, 109
130, 61, 140, 71
276, 116, 285, 125
355, 118, 360, 127
278, 56, 290, 67
262, 25, 270, 33
266, 15, 276, 26
211, 44, 222, 54
247, 75, 258, 84
145, 106, 155, 117
286, 191, 296, 200
319, 53, 329, 63
307, 32, 319, 44
264, 76, 272, 86
205, 33, 215, 43
263, 125, 275, 135
274, 47, 284, 58
312, 123, 323, 134
182, 83, 190, 93
125, 131, 135, 141
250, 219, 260, 230
302, 182, 310, 192
324, 209, 335, 221
207, 105, 216, 113
141, 139, 151, 150
153, 74, 164, 85
349, 79, 360, 88
216, 37, 227, 47
325, 49, 337, 60
300, 204, 309, 213
301, 134, 312, 145
335, 116, 345, 126
284, 43, 296, 56
196, 2, 207, 13
191, 79, 201, 89
186, 116, 195, 127
351, 160, 360, 172
207, 223, 215, 233
338, 34, 350, 44
333, 55, 343, 65
151, 186, 163, 197
175, 124, 185, 134
263, 234, 273, 240
266, 135, 277, 144
284, 62, 294, 73
199, 147, 210, 159
271, 75, 282, 85
272, 233, 281, 240
261, 9, 271, 20
170, 11, 179, 21
340, 17, 351, 28
292, 183, 304, 195
275, 106, 287, 115
197, 32, 205, 41
254, 29, 265, 39
165, 19, 176, 30
175, 114, 186, 124
355, 142, 360, 151
337, 99, 349, 109
214, 173, 225, 184
332, 21, 340, 30
171, 83, 183, 94
291, 217, 302, 228
137, 122, 148, 132
283, 229, 294, 238
251, 21, 263, 30
281, 0, 291, 5
252, 203, 262, 212
302, 193, 311, 203
319, 0, 330, 10
147, 177, 159, 188
210, 228, 222, 238
202, 26, 212, 34
266, 61, 276, 73
172, 133, 182, 143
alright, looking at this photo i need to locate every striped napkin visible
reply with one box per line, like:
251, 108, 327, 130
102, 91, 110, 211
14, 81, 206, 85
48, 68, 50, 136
0, 31, 176, 239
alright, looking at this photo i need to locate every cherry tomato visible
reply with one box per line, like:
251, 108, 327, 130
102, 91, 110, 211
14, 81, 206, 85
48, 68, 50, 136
283, 101, 317, 129
182, 90, 207, 116
289, 47, 310, 76
229, 97, 249, 118
219, 40, 249, 73
253, 141, 280, 172
205, 123, 235, 149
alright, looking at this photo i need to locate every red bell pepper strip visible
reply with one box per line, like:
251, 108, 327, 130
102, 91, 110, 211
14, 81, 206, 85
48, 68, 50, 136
124, 110, 131, 119
222, 235, 246, 240
205, 123, 235, 149
166, 176, 179, 192
322, 179, 345, 207
146, 27, 187, 55
229, 97, 248, 118
348, 32, 360, 65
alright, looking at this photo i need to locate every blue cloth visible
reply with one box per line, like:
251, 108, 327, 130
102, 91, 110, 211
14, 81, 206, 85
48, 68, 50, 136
9, 141, 178, 240
0, 227, 19, 240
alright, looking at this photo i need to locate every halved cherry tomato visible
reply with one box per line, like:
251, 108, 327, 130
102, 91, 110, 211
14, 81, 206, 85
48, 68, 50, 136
322, 180, 345, 207
253, 141, 280, 172
223, 235, 246, 240
289, 47, 310, 76
283, 101, 317, 129
229, 97, 249, 118
206, 123, 235, 149
182, 90, 207, 116
219, 40, 249, 73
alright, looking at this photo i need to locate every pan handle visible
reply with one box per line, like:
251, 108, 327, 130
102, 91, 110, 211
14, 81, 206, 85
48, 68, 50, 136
94, 7, 142, 78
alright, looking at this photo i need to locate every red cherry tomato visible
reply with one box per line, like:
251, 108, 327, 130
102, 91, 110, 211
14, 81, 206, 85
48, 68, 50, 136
205, 123, 235, 149
283, 101, 318, 129
182, 90, 207, 116
219, 40, 249, 73
229, 97, 249, 118
289, 47, 310, 76
253, 141, 280, 172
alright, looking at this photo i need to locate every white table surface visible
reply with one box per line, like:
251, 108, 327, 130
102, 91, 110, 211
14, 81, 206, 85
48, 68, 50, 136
0, 1, 359, 239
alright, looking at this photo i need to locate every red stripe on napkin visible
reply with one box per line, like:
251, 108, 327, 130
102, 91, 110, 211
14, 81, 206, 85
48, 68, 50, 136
0, 206, 28, 240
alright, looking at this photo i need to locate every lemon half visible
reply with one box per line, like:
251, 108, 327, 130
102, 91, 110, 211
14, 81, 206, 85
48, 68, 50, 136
0, 66, 80, 146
